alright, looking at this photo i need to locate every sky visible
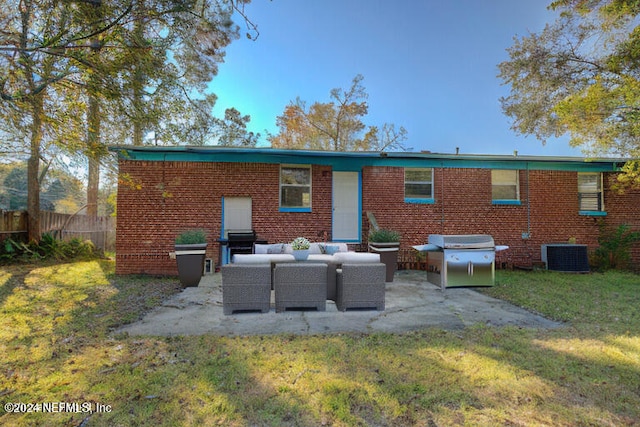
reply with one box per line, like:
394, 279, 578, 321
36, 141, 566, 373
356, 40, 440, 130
210, 0, 583, 157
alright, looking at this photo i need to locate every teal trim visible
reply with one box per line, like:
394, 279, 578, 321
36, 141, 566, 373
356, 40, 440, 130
220, 197, 225, 239
108, 146, 629, 172
279, 207, 312, 213
405, 197, 435, 204
579, 210, 607, 216
492, 200, 522, 206
358, 171, 362, 242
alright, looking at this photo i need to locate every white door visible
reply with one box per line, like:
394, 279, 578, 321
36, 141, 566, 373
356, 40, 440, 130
223, 197, 252, 237
332, 172, 360, 241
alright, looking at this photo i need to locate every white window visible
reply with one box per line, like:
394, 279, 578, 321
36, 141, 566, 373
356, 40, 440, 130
492, 170, 519, 203
280, 165, 311, 211
578, 172, 603, 211
405, 168, 434, 202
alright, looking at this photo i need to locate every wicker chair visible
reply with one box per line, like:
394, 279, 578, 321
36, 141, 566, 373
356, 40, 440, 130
221, 264, 272, 315
336, 263, 386, 311
274, 263, 327, 312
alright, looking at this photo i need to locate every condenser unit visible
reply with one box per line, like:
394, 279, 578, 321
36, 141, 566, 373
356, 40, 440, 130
541, 244, 590, 273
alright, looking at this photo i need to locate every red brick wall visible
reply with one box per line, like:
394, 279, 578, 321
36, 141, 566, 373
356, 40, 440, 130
361, 167, 640, 269
115, 160, 640, 275
115, 161, 333, 275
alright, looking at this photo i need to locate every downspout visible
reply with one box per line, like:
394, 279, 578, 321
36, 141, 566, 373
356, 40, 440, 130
526, 163, 531, 238
440, 161, 445, 233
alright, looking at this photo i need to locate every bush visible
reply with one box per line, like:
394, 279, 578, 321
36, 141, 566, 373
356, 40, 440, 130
0, 233, 100, 263
591, 224, 640, 271
175, 229, 207, 245
368, 228, 401, 243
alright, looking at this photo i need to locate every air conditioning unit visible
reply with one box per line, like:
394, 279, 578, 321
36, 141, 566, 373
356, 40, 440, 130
541, 244, 590, 273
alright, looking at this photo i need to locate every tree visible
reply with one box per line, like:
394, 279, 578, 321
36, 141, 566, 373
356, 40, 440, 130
216, 107, 260, 146
0, 0, 255, 239
498, 0, 640, 188
269, 74, 409, 151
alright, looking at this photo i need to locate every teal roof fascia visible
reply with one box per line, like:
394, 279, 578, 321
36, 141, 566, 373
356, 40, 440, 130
108, 146, 626, 172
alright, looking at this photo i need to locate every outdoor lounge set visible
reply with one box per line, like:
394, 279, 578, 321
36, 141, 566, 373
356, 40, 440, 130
221, 243, 386, 314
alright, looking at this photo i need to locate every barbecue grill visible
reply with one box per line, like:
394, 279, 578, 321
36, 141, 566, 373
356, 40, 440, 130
414, 234, 508, 291
227, 230, 258, 256
219, 230, 266, 266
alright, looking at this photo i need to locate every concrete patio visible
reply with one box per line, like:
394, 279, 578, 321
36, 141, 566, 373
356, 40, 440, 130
117, 270, 562, 337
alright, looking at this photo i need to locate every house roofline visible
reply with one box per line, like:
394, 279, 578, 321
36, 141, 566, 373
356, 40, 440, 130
108, 145, 630, 172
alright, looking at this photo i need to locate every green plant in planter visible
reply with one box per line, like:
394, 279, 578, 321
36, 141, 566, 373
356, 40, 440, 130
175, 229, 207, 245
175, 229, 207, 287
291, 237, 311, 250
368, 229, 401, 282
368, 228, 401, 243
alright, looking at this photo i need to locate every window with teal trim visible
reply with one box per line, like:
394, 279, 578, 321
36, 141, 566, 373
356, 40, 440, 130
280, 165, 311, 211
578, 172, 605, 214
404, 168, 434, 203
492, 169, 520, 205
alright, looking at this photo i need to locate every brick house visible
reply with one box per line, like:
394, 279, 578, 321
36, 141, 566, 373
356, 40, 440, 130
109, 146, 640, 275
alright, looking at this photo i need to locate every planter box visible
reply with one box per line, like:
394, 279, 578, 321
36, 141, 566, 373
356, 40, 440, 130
369, 242, 400, 282
175, 243, 207, 287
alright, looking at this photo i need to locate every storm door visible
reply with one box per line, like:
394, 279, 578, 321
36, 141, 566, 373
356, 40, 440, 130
332, 172, 360, 242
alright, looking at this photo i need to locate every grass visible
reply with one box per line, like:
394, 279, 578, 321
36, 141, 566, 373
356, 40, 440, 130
1, 261, 639, 426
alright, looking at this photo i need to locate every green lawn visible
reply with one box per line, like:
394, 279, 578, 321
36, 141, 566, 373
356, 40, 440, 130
1, 260, 639, 426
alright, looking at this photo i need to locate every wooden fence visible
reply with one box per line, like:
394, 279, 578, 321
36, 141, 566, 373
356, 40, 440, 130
0, 210, 115, 252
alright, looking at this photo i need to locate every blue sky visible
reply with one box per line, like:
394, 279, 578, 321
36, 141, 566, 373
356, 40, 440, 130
211, 0, 581, 156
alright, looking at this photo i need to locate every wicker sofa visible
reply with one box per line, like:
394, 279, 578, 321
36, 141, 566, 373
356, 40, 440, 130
274, 263, 328, 312
221, 242, 385, 314
221, 264, 271, 315
231, 243, 380, 301
336, 263, 386, 311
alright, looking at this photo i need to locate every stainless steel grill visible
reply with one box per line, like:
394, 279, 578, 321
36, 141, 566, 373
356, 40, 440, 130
414, 234, 507, 291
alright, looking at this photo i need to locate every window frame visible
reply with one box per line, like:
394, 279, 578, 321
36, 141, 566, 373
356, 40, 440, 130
578, 172, 606, 215
279, 164, 312, 212
491, 169, 521, 205
404, 168, 435, 204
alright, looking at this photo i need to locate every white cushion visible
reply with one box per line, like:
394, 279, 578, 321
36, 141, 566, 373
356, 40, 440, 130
268, 254, 296, 263
232, 254, 271, 264
254, 243, 288, 255
331, 243, 349, 253
308, 254, 338, 263
232, 254, 295, 264
333, 252, 380, 263
309, 243, 323, 254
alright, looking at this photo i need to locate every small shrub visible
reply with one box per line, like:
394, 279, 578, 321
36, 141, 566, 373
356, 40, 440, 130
368, 228, 401, 243
175, 229, 207, 245
0, 233, 100, 263
591, 224, 640, 271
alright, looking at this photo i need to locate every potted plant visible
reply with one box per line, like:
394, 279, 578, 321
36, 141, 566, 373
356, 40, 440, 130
368, 228, 401, 282
175, 229, 208, 287
291, 236, 311, 261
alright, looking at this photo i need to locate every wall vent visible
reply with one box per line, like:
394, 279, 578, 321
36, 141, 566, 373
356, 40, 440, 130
204, 258, 213, 275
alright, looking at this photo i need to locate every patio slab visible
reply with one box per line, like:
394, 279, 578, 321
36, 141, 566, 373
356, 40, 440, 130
117, 270, 563, 337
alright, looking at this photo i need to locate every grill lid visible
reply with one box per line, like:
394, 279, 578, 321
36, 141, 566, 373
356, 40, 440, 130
428, 234, 495, 249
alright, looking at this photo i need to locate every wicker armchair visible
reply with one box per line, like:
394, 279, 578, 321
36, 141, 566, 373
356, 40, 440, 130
221, 264, 272, 315
336, 263, 386, 311
274, 263, 327, 312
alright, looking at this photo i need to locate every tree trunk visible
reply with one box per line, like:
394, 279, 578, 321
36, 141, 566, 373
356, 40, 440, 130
87, 91, 100, 218
86, 56, 101, 217
27, 95, 44, 242
132, 0, 145, 146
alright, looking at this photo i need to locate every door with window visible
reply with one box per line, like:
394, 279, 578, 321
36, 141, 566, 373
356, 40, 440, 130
332, 172, 360, 241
